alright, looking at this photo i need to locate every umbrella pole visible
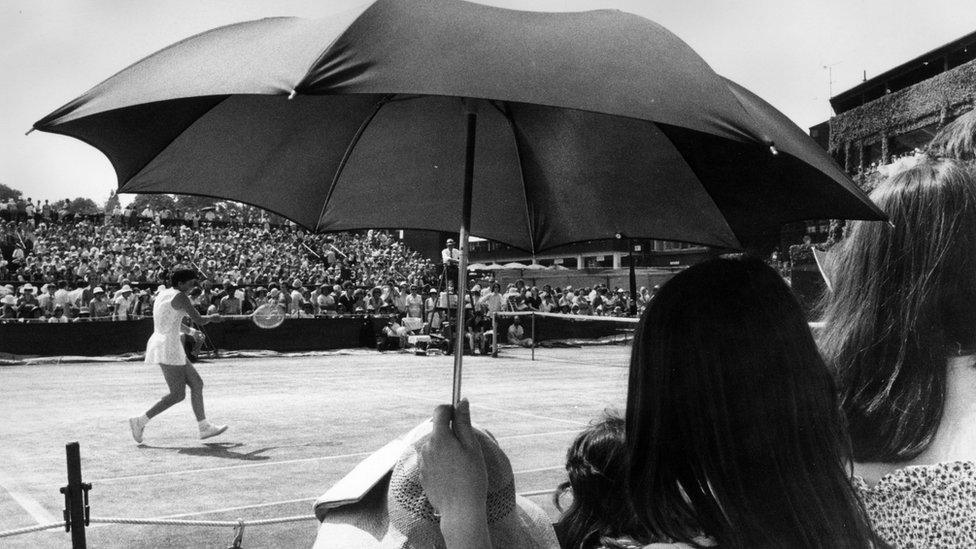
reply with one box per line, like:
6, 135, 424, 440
452, 111, 477, 408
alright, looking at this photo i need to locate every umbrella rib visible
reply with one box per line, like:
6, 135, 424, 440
495, 102, 537, 255
314, 94, 395, 232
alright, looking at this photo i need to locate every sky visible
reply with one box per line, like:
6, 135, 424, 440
3, 0, 976, 206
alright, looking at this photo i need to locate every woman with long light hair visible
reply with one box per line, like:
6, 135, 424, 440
819, 156, 976, 547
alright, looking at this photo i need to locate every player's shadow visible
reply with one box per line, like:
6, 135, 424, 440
141, 442, 274, 461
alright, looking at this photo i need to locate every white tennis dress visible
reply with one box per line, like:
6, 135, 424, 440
144, 288, 188, 365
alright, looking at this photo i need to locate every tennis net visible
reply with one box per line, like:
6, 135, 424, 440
490, 311, 637, 359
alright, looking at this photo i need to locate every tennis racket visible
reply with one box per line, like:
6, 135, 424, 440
248, 303, 287, 329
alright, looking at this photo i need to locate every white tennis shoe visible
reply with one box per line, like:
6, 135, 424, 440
199, 422, 228, 440
129, 416, 147, 443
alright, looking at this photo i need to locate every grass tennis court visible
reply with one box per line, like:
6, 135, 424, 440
0, 345, 631, 548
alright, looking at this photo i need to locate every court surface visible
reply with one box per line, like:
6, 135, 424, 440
0, 345, 630, 548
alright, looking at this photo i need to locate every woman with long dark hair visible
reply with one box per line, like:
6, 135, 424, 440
625, 256, 877, 548
819, 156, 976, 547
420, 256, 880, 548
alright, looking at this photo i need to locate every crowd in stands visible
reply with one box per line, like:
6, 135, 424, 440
0, 208, 656, 322
0, 212, 444, 322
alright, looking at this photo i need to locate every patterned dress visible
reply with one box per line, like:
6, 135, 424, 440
854, 461, 976, 548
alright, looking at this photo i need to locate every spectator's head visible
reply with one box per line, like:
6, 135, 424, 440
170, 269, 199, 292
445, 238, 455, 248
626, 256, 875, 547
554, 412, 639, 549
820, 157, 976, 462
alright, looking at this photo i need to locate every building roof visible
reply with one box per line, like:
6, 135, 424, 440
831, 29, 976, 114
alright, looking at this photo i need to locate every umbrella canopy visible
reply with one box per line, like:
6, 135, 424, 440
466, 263, 489, 271
501, 262, 528, 269
34, 0, 884, 253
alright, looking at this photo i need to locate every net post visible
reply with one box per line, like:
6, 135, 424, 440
531, 312, 535, 361
61, 442, 89, 549
491, 312, 498, 358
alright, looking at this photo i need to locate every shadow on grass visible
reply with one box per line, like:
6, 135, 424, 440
140, 442, 275, 461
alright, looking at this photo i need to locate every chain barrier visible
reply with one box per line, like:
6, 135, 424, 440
0, 522, 67, 538
0, 442, 318, 548
87, 515, 315, 527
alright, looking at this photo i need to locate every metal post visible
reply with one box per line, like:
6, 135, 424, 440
60, 442, 89, 549
491, 312, 498, 358
452, 110, 477, 408
629, 238, 638, 316
530, 312, 535, 361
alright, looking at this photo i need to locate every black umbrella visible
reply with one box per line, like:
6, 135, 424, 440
33, 0, 884, 404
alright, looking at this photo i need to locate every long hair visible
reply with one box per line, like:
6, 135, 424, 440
927, 108, 976, 161
554, 412, 645, 549
626, 256, 877, 548
819, 157, 976, 462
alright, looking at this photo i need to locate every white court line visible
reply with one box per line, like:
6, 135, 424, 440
498, 429, 579, 440
518, 488, 558, 497
373, 389, 589, 426
514, 465, 564, 475
0, 467, 59, 525
82, 429, 577, 485
89, 451, 372, 484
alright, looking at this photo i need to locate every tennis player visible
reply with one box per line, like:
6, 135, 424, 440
129, 269, 228, 443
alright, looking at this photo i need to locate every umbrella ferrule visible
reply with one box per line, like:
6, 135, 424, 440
288, 89, 297, 100
769, 144, 779, 155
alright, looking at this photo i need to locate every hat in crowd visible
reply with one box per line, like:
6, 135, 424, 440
446, 238, 455, 244
293, 279, 303, 289
120, 284, 133, 293
471, 284, 482, 292
93, 287, 105, 294
20, 283, 35, 293
1, 295, 16, 305
429, 289, 437, 294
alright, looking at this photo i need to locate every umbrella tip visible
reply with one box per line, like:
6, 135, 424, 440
769, 144, 779, 156
25, 127, 35, 136
288, 89, 297, 100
